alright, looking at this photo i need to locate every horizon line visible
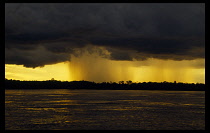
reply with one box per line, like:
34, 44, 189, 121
5, 78, 205, 84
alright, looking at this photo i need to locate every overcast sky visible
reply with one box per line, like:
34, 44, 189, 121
5, 3, 205, 68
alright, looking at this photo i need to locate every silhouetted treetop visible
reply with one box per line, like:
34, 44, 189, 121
5, 79, 205, 91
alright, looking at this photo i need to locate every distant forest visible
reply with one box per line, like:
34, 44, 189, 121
5, 79, 205, 91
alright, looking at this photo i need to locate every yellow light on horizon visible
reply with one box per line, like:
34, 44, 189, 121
5, 62, 70, 81
5, 58, 205, 83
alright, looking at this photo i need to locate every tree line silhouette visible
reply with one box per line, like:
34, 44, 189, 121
5, 79, 205, 91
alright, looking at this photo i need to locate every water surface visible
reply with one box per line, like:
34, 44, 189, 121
5, 89, 205, 130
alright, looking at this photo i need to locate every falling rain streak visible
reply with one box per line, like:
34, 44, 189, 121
68, 46, 205, 83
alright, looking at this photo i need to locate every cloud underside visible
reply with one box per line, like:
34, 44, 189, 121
5, 3, 205, 68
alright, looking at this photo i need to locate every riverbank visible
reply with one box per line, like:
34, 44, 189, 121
5, 79, 205, 91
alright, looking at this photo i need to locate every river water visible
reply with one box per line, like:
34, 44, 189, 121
5, 89, 205, 130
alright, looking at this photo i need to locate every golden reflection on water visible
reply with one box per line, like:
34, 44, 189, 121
5, 90, 205, 130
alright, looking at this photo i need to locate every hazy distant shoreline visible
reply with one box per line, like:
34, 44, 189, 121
5, 79, 205, 91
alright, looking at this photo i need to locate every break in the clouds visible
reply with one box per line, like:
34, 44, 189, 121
5, 3, 205, 68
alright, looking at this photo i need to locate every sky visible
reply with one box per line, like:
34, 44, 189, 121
5, 3, 205, 83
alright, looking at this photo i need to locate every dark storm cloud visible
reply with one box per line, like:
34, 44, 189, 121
91, 35, 205, 60
5, 3, 205, 67
5, 46, 70, 68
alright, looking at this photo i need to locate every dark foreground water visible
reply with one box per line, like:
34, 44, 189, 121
5, 89, 205, 130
